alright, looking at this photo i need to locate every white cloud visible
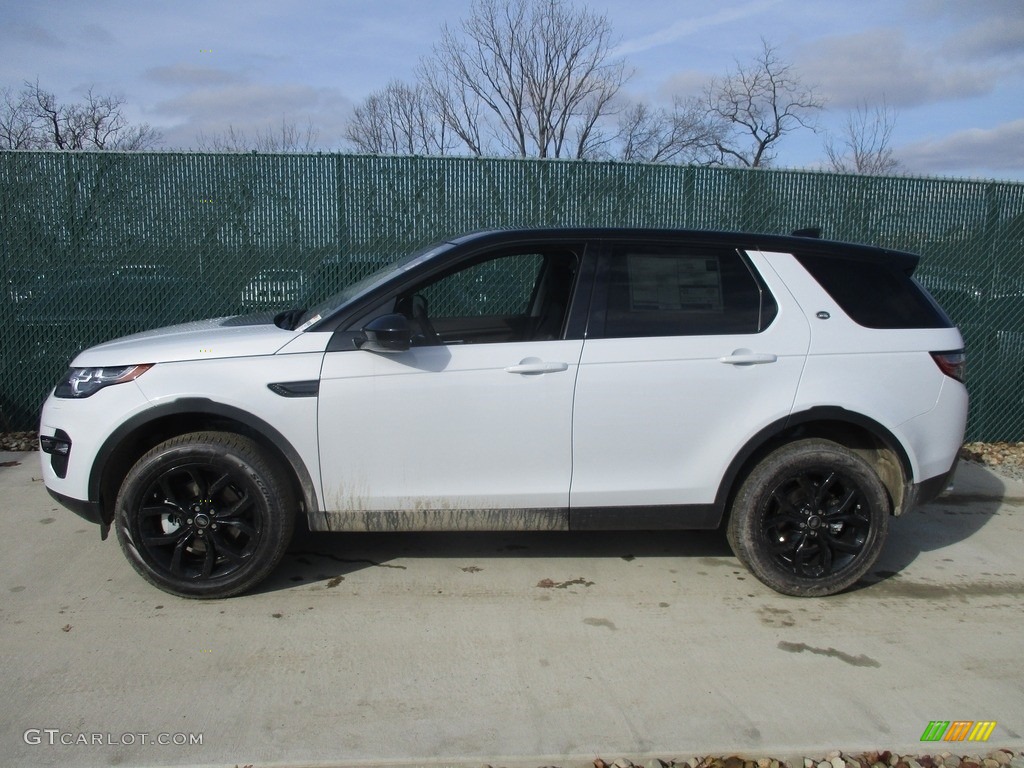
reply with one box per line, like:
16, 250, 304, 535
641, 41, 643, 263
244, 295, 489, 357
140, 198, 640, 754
800, 28, 998, 108
146, 63, 246, 87
614, 0, 781, 56
899, 119, 1024, 176
943, 17, 1024, 61
153, 83, 354, 150
3, 21, 66, 49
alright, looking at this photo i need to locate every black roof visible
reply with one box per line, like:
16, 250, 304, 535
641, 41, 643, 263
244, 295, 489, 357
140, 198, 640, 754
447, 227, 920, 271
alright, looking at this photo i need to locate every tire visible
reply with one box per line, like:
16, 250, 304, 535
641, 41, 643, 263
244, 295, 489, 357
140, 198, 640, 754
115, 432, 295, 599
727, 439, 890, 597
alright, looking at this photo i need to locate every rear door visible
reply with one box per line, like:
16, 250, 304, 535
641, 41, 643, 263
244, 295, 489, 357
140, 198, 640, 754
570, 238, 811, 517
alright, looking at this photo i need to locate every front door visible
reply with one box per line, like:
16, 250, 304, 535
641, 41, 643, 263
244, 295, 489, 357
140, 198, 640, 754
317, 244, 587, 528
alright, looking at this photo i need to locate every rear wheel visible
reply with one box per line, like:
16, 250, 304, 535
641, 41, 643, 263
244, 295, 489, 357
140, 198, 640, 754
115, 432, 295, 598
727, 439, 890, 597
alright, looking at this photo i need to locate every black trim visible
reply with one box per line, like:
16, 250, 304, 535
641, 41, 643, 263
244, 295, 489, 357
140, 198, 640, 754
40, 428, 72, 478
88, 398, 320, 524
913, 455, 960, 508
47, 487, 103, 525
570, 504, 721, 531
712, 406, 914, 514
310, 228, 920, 341
267, 380, 320, 398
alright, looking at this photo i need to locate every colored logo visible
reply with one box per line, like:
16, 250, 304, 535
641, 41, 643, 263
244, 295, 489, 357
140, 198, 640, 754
921, 721, 997, 742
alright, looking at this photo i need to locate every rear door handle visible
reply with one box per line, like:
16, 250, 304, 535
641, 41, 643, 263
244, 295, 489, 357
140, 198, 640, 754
718, 352, 778, 366
505, 360, 569, 375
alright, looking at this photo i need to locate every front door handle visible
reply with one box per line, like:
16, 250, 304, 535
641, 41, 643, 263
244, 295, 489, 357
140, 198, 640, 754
505, 360, 569, 375
718, 351, 778, 366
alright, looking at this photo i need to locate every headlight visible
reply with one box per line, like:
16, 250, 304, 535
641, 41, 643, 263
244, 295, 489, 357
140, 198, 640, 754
54, 364, 154, 399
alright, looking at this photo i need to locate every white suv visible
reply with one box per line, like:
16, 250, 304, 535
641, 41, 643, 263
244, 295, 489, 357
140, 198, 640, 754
39, 229, 968, 599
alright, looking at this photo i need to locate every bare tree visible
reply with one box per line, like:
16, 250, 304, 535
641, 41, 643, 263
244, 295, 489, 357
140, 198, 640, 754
704, 39, 824, 168
0, 86, 44, 148
412, 0, 630, 159
0, 80, 161, 150
824, 100, 901, 175
615, 98, 719, 164
345, 80, 454, 155
196, 117, 320, 152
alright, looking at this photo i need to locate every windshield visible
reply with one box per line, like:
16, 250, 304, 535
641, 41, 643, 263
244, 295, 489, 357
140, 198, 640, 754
280, 241, 455, 330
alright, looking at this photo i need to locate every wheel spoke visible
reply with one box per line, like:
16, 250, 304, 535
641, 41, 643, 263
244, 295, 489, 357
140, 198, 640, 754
792, 537, 823, 573
158, 477, 178, 506
200, 539, 216, 578
826, 488, 858, 516
207, 472, 232, 497
169, 537, 189, 577
145, 528, 190, 547
822, 532, 863, 554
768, 491, 804, 525
769, 533, 801, 556
222, 492, 253, 519
817, 537, 833, 573
796, 475, 818, 505
814, 472, 837, 506
185, 468, 208, 499
218, 518, 257, 538
210, 531, 249, 564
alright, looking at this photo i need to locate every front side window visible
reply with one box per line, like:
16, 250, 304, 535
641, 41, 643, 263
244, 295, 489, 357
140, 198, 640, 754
396, 247, 580, 345
593, 244, 776, 338
419, 253, 544, 319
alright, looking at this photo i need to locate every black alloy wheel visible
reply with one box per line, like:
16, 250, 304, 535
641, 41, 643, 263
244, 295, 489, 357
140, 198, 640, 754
116, 432, 295, 598
759, 467, 872, 579
727, 438, 890, 597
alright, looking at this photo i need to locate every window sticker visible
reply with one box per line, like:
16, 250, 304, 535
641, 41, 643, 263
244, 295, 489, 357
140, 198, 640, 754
627, 254, 723, 312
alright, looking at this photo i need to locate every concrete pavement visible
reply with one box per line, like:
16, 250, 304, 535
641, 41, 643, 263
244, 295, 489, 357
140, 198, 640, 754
1, 451, 1022, 768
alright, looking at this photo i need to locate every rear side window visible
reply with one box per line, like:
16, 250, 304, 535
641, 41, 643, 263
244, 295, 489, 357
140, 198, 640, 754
794, 253, 952, 329
593, 245, 777, 338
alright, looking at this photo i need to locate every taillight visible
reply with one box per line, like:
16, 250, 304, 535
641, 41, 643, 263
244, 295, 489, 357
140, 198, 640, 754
931, 350, 966, 382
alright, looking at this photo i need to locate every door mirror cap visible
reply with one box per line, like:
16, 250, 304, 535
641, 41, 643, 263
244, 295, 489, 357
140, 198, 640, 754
359, 313, 411, 353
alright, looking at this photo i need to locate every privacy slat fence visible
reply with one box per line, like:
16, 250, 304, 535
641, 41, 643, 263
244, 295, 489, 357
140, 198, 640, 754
1, 151, 1022, 440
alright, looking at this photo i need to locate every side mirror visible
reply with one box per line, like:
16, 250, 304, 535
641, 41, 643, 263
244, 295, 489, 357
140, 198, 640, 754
359, 313, 411, 354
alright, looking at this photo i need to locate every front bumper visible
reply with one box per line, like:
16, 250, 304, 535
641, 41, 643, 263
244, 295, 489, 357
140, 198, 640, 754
46, 486, 104, 525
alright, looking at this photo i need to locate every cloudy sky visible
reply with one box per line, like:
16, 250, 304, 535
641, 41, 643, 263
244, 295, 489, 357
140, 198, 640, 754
2, 0, 1023, 180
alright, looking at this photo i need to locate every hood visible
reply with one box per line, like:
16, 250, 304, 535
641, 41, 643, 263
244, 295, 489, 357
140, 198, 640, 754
71, 316, 298, 367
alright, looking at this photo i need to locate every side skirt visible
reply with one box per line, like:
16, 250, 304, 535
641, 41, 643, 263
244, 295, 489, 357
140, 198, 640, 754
313, 504, 723, 532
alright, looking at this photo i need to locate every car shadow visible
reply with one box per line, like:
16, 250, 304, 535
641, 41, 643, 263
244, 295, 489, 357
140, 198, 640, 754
254, 519, 735, 596
254, 463, 1014, 597
846, 462, 1011, 593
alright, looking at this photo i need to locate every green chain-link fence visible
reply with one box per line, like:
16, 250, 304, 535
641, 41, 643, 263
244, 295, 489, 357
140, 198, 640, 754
2, 151, 1022, 439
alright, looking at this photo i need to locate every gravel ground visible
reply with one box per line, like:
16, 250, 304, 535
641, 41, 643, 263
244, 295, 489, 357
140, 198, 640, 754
0, 430, 37, 452
960, 441, 1024, 483
590, 752, 1024, 768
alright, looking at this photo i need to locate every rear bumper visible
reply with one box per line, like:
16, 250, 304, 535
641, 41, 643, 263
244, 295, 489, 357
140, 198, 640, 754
905, 454, 960, 512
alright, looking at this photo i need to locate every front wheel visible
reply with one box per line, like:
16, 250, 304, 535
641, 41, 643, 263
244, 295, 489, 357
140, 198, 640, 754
115, 432, 295, 598
727, 439, 890, 597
